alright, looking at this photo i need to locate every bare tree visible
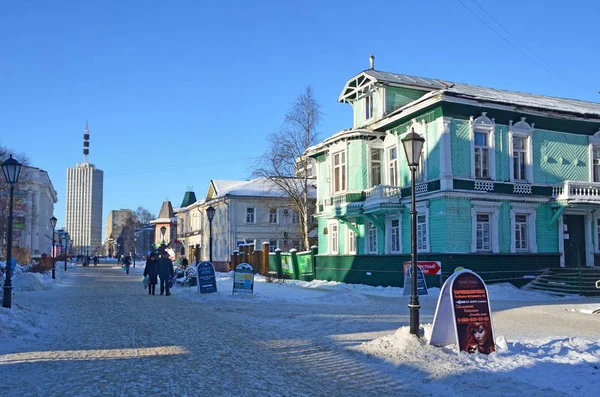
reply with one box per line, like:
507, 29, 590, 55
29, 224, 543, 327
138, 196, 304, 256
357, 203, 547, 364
133, 207, 155, 226
252, 86, 321, 250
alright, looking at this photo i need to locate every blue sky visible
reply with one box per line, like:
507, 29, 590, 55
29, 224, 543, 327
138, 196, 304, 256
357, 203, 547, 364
1, 0, 599, 235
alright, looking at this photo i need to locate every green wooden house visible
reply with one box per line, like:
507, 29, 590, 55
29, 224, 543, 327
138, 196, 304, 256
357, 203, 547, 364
307, 57, 600, 289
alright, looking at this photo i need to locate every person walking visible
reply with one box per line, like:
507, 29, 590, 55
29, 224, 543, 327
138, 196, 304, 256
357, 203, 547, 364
143, 253, 158, 295
157, 251, 174, 296
123, 254, 132, 275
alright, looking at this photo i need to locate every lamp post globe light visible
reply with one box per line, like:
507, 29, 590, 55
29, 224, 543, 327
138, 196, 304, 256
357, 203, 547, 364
401, 128, 425, 337
206, 206, 216, 263
2, 155, 22, 309
50, 216, 57, 279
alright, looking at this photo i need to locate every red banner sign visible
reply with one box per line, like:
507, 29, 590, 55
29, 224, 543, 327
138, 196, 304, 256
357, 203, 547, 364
403, 261, 441, 275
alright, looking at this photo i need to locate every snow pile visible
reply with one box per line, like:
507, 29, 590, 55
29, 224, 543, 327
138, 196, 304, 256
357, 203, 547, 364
12, 273, 47, 291
356, 325, 600, 396
0, 302, 47, 349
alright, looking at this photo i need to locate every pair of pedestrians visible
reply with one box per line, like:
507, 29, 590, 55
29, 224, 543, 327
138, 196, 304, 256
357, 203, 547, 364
143, 252, 174, 296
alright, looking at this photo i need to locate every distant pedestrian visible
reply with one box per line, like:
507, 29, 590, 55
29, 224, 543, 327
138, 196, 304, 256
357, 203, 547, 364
143, 253, 158, 295
181, 256, 189, 269
123, 255, 132, 274
157, 251, 174, 296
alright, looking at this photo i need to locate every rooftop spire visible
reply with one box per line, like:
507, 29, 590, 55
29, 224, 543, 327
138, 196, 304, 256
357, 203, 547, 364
83, 121, 90, 163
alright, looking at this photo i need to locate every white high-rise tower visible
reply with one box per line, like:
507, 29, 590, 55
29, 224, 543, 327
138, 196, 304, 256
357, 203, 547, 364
65, 121, 104, 255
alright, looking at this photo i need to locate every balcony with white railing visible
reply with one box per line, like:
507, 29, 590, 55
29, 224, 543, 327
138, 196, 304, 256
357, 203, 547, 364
364, 185, 402, 207
552, 181, 600, 202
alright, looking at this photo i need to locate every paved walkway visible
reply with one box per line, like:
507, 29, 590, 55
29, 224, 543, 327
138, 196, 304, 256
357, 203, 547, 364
0, 265, 413, 397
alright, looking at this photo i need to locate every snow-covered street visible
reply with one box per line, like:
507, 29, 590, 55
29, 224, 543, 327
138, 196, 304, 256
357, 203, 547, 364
1, 262, 599, 396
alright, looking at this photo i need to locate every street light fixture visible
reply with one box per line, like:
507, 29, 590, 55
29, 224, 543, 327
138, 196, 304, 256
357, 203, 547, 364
50, 216, 57, 279
206, 205, 216, 263
160, 226, 166, 245
2, 154, 22, 309
401, 128, 425, 337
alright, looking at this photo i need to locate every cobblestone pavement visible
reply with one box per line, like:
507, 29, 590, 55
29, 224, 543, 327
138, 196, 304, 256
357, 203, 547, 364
0, 265, 418, 397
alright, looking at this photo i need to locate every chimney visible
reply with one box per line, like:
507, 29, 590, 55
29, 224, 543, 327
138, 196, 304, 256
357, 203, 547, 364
369, 54, 375, 70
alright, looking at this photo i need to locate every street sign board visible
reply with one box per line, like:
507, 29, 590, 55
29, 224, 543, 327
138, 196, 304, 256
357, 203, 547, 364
430, 269, 496, 355
233, 263, 254, 295
403, 265, 428, 296
196, 261, 217, 294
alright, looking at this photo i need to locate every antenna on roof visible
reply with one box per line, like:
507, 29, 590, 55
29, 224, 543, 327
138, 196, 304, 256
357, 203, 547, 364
83, 121, 90, 163
369, 54, 375, 70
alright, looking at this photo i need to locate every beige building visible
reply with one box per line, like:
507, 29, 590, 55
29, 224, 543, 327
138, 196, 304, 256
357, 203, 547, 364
105, 209, 134, 257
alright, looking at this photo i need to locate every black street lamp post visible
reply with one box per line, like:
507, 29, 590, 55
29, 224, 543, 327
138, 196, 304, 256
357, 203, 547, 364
401, 128, 425, 337
133, 235, 137, 268
2, 155, 22, 309
206, 206, 215, 263
64, 233, 69, 271
50, 216, 57, 279
195, 243, 200, 265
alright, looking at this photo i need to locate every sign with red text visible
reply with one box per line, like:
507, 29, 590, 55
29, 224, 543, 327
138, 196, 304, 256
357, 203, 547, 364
403, 261, 441, 275
429, 269, 496, 355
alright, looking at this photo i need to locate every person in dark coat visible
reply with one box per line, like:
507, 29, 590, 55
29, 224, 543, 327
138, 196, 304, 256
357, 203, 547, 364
157, 251, 174, 296
143, 253, 158, 295
181, 256, 189, 269
123, 255, 132, 274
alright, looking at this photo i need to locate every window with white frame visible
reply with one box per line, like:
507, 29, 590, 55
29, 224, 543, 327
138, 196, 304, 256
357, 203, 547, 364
370, 148, 382, 187
514, 214, 528, 251
328, 221, 339, 254
470, 113, 496, 180
475, 213, 492, 252
509, 118, 534, 183
367, 222, 378, 254
389, 218, 402, 253
292, 210, 300, 224
470, 201, 501, 253
388, 147, 399, 186
593, 147, 600, 182
269, 240, 277, 252
333, 151, 346, 193
597, 219, 600, 252
347, 228, 357, 255
474, 132, 490, 179
510, 204, 537, 253
417, 214, 428, 252
245, 208, 255, 223
269, 208, 278, 224
365, 94, 374, 120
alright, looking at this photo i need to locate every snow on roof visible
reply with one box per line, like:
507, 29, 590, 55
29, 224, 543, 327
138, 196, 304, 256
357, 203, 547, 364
350, 69, 600, 119
211, 177, 316, 199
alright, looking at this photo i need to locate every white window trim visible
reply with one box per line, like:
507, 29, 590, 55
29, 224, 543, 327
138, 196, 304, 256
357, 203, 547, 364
385, 213, 403, 254
508, 117, 534, 183
269, 208, 279, 224
346, 225, 357, 255
470, 112, 496, 180
365, 221, 378, 254
509, 203, 538, 253
329, 141, 347, 195
588, 128, 600, 182
384, 134, 399, 186
328, 220, 339, 255
416, 202, 430, 253
245, 207, 256, 224
367, 139, 384, 188
470, 201, 501, 253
